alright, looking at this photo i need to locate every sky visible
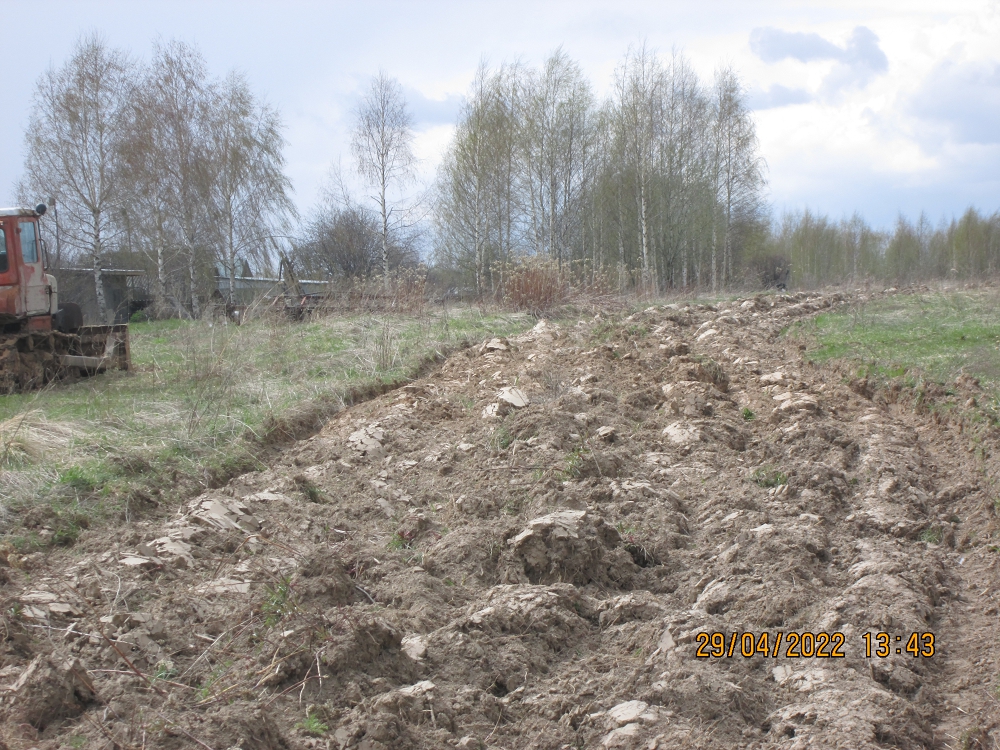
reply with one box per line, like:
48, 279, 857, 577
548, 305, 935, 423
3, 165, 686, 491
1, 0, 997, 229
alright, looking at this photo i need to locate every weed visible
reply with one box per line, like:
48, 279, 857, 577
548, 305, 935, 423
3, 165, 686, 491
196, 660, 233, 701
615, 522, 656, 566
68, 736, 87, 749
741, 407, 755, 421
296, 711, 329, 737
58, 464, 115, 494
919, 526, 943, 545
560, 447, 585, 479
153, 659, 177, 681
387, 531, 414, 551
751, 466, 788, 488
261, 578, 296, 628
958, 726, 987, 750
615, 522, 638, 537
591, 320, 616, 342
293, 475, 324, 503
498, 430, 514, 450
502, 496, 525, 515
51, 524, 80, 547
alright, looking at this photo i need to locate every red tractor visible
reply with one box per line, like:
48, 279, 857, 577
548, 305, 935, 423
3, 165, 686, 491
0, 204, 129, 393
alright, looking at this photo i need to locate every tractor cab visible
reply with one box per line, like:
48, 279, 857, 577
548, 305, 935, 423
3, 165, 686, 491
0, 204, 57, 332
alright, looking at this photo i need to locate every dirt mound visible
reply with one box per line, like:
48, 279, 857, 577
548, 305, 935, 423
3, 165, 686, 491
3, 289, 1000, 748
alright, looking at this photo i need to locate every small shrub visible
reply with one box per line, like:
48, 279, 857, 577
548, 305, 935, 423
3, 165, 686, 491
741, 407, 755, 421
501, 258, 570, 315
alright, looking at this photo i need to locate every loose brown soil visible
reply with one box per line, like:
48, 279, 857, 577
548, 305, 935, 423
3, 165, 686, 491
3, 290, 1000, 749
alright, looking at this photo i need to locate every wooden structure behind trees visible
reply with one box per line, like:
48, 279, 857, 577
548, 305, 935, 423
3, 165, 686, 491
58, 268, 148, 325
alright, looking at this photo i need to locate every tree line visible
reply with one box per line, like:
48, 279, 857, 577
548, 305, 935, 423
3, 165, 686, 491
18, 37, 1000, 320
19, 34, 293, 320
433, 46, 767, 295
769, 208, 1000, 288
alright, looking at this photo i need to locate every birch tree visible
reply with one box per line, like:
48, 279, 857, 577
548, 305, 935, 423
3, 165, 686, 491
712, 66, 766, 288
207, 71, 296, 305
611, 45, 662, 287
123, 40, 213, 316
436, 62, 522, 293
520, 50, 594, 265
351, 71, 416, 286
22, 34, 134, 322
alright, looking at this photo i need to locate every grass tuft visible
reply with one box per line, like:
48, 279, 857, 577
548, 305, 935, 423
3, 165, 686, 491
751, 466, 788, 488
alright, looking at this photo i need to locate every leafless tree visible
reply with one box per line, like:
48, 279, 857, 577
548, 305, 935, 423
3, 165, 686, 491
207, 71, 296, 305
22, 33, 134, 322
712, 66, 766, 290
435, 61, 522, 294
520, 49, 595, 266
351, 71, 417, 286
611, 44, 662, 288
123, 39, 214, 317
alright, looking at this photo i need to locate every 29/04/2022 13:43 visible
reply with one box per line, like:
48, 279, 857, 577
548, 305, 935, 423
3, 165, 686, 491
693, 631, 936, 658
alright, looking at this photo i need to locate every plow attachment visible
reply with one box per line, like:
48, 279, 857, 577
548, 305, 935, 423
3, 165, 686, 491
0, 324, 130, 395
60, 324, 131, 372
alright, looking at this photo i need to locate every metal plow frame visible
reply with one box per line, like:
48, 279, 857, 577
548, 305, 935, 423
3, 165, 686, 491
61, 324, 131, 372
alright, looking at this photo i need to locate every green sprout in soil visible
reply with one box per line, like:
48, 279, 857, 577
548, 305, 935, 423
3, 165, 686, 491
296, 711, 329, 737
751, 467, 788, 488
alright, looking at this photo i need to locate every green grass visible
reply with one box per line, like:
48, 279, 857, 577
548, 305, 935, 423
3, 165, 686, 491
0, 306, 529, 539
751, 466, 788, 488
805, 290, 1000, 390
919, 526, 943, 544
387, 531, 413, 551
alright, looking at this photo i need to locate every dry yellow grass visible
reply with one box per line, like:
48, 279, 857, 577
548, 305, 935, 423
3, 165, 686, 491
0, 410, 78, 468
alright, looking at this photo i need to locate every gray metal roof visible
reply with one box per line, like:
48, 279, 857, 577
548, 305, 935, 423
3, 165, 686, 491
0, 207, 40, 217
60, 268, 147, 277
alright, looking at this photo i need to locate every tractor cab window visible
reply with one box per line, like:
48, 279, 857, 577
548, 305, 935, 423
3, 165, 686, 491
19, 221, 38, 263
0, 227, 7, 273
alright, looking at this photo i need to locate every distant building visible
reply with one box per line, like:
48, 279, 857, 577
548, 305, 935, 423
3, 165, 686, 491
212, 261, 329, 305
57, 268, 148, 325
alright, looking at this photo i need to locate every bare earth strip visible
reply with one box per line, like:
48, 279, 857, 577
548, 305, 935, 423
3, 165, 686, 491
1, 289, 998, 750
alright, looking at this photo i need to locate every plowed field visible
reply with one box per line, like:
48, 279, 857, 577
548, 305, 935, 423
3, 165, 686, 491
3, 290, 999, 750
